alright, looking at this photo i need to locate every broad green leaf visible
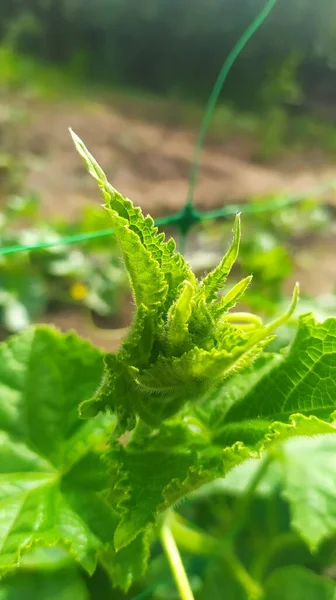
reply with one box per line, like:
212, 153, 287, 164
277, 434, 336, 550
0, 327, 116, 573
226, 314, 336, 422
266, 413, 336, 446
0, 569, 89, 600
264, 566, 336, 600
108, 417, 253, 551
208, 315, 336, 448
100, 530, 151, 592
109, 426, 224, 550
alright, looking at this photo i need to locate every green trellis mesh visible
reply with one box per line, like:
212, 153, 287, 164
0, 0, 285, 260
1, 180, 335, 257
0, 0, 334, 263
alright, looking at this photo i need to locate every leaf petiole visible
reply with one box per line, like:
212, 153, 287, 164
160, 514, 195, 600
264, 282, 300, 334
169, 512, 220, 556
170, 512, 263, 599
225, 312, 263, 325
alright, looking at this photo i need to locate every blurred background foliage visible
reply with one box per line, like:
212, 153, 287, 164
0, 0, 336, 108
1, 0, 336, 338
1, 0, 336, 111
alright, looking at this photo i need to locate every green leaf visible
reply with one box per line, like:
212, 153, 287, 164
264, 566, 336, 600
0, 569, 90, 600
277, 434, 336, 550
105, 208, 169, 311
166, 280, 195, 353
71, 132, 301, 433
70, 129, 193, 311
199, 214, 241, 302
100, 530, 151, 592
0, 326, 117, 574
137, 341, 271, 393
211, 275, 253, 317
108, 417, 254, 552
210, 315, 336, 448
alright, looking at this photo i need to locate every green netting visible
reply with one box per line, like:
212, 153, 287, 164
0, 0, 284, 260
1, 180, 335, 257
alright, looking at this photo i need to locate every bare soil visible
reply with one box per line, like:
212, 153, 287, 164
23, 99, 336, 219
6, 96, 336, 348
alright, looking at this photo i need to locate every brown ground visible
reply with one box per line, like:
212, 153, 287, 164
24, 99, 336, 218
8, 97, 336, 348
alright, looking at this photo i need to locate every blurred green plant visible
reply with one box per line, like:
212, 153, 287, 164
197, 196, 330, 318
1, 0, 335, 108
0, 99, 28, 196
0, 194, 127, 332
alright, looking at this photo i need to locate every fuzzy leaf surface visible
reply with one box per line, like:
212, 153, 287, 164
71, 129, 193, 312
72, 132, 275, 428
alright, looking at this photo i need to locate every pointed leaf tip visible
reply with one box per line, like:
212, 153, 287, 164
70, 129, 107, 184
200, 214, 242, 302
266, 282, 300, 334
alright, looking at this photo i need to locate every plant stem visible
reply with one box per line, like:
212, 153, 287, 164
222, 546, 263, 600
169, 512, 263, 599
160, 516, 195, 600
225, 312, 263, 326
170, 512, 219, 556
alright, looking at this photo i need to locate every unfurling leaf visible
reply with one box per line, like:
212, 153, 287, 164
199, 214, 241, 302
72, 132, 298, 430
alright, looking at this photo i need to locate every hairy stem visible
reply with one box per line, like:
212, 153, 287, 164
265, 282, 299, 333
160, 515, 195, 600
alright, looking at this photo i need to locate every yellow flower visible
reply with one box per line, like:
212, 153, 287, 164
70, 282, 87, 301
